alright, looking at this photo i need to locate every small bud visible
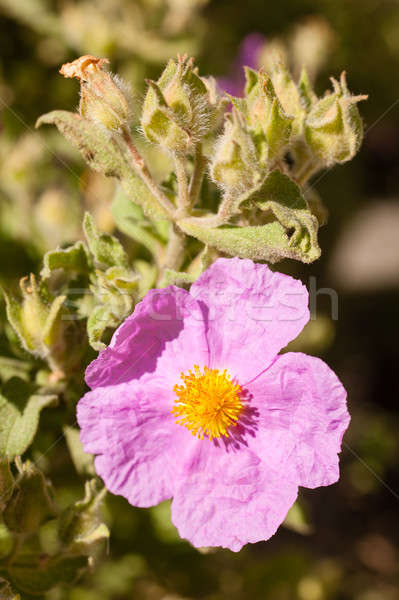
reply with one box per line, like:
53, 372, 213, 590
60, 55, 131, 131
3, 274, 85, 376
305, 71, 367, 166
4, 460, 56, 535
210, 109, 262, 191
268, 60, 309, 137
58, 479, 109, 555
141, 55, 212, 152
242, 68, 294, 164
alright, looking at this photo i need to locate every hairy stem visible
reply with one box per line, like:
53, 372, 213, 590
173, 153, 190, 214
162, 224, 186, 272
189, 144, 206, 206
121, 127, 175, 218
217, 190, 237, 223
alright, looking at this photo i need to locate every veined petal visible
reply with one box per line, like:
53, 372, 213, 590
190, 258, 309, 382
246, 352, 350, 488
85, 286, 209, 389
77, 376, 194, 507
171, 441, 298, 551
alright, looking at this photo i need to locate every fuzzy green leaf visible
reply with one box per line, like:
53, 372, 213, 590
178, 218, 304, 263
41, 242, 90, 279
36, 110, 127, 177
87, 305, 113, 351
253, 170, 321, 262
83, 213, 128, 269
0, 378, 57, 460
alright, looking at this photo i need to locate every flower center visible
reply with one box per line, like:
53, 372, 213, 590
172, 365, 243, 440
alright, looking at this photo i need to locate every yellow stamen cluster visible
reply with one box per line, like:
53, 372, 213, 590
172, 365, 243, 440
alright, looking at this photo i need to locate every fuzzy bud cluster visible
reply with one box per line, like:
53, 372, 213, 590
210, 61, 366, 192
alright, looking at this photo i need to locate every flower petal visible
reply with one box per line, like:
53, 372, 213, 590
246, 352, 350, 488
85, 286, 209, 389
190, 258, 309, 382
77, 377, 192, 507
171, 441, 298, 551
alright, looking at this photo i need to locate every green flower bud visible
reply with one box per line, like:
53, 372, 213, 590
210, 110, 262, 191
141, 55, 212, 152
60, 55, 131, 131
58, 480, 108, 555
3, 274, 85, 377
269, 60, 308, 137
305, 72, 367, 166
3, 460, 56, 535
242, 68, 294, 164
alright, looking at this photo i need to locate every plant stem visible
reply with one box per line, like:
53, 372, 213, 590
217, 190, 236, 222
173, 153, 190, 213
189, 144, 206, 206
163, 224, 186, 272
121, 127, 175, 218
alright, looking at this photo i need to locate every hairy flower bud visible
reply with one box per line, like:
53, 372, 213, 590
60, 55, 131, 131
4, 460, 56, 535
58, 479, 108, 555
304, 71, 367, 166
210, 110, 262, 191
3, 274, 85, 376
269, 60, 307, 138
141, 55, 212, 152
242, 68, 294, 164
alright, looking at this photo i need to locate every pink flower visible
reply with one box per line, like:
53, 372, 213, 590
77, 258, 349, 551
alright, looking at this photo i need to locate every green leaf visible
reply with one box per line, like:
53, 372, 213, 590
83, 213, 128, 269
178, 218, 311, 263
7, 554, 88, 595
111, 191, 165, 258
253, 170, 321, 262
0, 378, 57, 460
36, 112, 170, 220
36, 110, 127, 177
41, 242, 90, 279
120, 169, 170, 221
63, 426, 95, 477
87, 305, 113, 351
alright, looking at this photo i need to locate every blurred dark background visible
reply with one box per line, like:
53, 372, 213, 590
1, 1, 399, 598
